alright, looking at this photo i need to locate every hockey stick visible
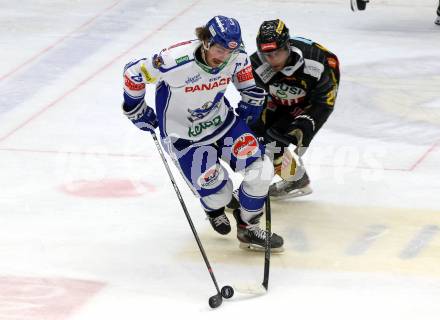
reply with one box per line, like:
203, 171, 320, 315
150, 132, 234, 308
231, 194, 271, 296
262, 194, 271, 290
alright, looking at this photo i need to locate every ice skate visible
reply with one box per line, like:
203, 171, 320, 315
206, 208, 231, 235
233, 209, 284, 252
269, 171, 312, 200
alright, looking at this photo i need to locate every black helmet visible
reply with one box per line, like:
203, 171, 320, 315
256, 19, 290, 53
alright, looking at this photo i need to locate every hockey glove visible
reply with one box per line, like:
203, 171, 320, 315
266, 114, 316, 148
237, 87, 266, 125
123, 100, 158, 133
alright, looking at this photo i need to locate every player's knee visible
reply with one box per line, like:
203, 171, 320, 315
200, 179, 233, 211
242, 154, 274, 196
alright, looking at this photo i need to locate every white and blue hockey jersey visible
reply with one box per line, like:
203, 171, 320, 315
123, 40, 256, 145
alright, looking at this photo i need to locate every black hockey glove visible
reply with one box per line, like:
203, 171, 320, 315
265, 114, 316, 148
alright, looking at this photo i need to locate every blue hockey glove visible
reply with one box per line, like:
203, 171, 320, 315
237, 87, 266, 125
123, 100, 158, 133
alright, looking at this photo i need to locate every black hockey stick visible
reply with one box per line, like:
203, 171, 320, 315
150, 132, 234, 308
231, 193, 271, 295
262, 194, 271, 290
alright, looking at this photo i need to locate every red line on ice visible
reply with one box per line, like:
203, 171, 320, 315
0, 0, 122, 82
408, 140, 439, 171
0, 0, 201, 143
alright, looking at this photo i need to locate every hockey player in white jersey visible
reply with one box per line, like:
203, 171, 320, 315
122, 16, 283, 251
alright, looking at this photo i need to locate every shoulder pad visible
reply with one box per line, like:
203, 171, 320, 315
157, 40, 199, 72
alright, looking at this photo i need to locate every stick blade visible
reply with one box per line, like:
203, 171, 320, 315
233, 282, 267, 295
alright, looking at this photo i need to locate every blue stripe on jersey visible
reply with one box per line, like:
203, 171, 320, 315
123, 58, 146, 72
155, 81, 172, 138
123, 91, 143, 109
159, 59, 195, 73
292, 36, 313, 45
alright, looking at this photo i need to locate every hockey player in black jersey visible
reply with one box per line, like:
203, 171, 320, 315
249, 19, 340, 199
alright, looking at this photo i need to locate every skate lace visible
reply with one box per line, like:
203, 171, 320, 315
248, 225, 267, 240
213, 215, 230, 227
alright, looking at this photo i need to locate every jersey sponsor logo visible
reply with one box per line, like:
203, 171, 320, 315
269, 82, 306, 106
303, 59, 324, 79
185, 77, 231, 93
261, 42, 277, 52
197, 164, 224, 189
236, 65, 254, 83
124, 75, 145, 91
255, 63, 276, 83
232, 133, 259, 160
188, 115, 223, 137
140, 64, 156, 83
185, 73, 202, 84
175, 55, 190, 64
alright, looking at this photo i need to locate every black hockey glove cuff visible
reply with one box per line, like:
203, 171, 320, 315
285, 115, 316, 147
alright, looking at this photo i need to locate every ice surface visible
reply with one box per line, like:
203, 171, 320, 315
0, 1, 439, 319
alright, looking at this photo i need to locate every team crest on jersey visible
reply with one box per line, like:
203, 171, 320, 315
187, 101, 217, 122
232, 133, 259, 159
152, 54, 163, 69
197, 164, 224, 190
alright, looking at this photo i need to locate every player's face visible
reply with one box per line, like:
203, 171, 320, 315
206, 44, 234, 68
263, 47, 289, 71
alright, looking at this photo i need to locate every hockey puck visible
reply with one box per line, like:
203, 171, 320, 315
208, 294, 222, 308
221, 285, 234, 299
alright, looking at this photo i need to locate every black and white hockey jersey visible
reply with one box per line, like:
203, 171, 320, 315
250, 37, 340, 142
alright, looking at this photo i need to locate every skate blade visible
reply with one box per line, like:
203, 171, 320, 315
270, 185, 313, 201
239, 242, 285, 253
